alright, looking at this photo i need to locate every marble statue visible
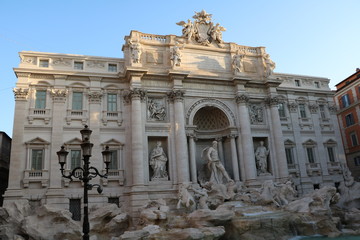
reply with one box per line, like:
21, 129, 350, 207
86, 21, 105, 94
176, 183, 195, 210
176, 19, 195, 42
232, 50, 244, 74
170, 42, 182, 67
263, 53, 275, 77
255, 141, 269, 175
202, 141, 232, 184
192, 187, 209, 209
128, 39, 141, 63
148, 99, 166, 121
209, 23, 226, 44
149, 141, 168, 180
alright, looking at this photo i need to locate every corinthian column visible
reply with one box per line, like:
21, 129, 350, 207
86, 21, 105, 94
266, 96, 288, 179
229, 134, 240, 182
235, 94, 256, 182
124, 88, 147, 186
168, 89, 189, 183
187, 133, 197, 183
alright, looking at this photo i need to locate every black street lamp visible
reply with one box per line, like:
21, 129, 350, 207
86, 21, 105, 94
57, 125, 112, 240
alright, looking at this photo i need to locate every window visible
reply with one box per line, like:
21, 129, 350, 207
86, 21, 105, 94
319, 105, 326, 119
350, 132, 358, 146
354, 156, 360, 166
345, 113, 355, 127
327, 147, 335, 162
70, 150, 81, 169
74, 61, 84, 70
39, 59, 49, 68
107, 94, 117, 112
313, 184, 320, 190
31, 149, 44, 170
69, 199, 81, 221
278, 102, 286, 118
341, 94, 351, 108
299, 104, 307, 118
314, 82, 320, 88
108, 197, 120, 207
295, 80, 300, 86
35, 90, 46, 109
285, 148, 294, 164
108, 64, 117, 72
108, 150, 118, 170
306, 147, 315, 163
72, 92, 83, 110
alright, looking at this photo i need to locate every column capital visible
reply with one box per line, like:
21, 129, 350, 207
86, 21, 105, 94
288, 102, 298, 113
235, 93, 249, 104
328, 104, 337, 114
167, 89, 185, 102
308, 103, 319, 114
264, 95, 283, 106
13, 88, 29, 100
88, 91, 103, 103
50, 88, 68, 103
123, 88, 147, 104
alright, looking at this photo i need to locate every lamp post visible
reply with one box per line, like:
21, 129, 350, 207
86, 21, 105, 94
57, 125, 112, 240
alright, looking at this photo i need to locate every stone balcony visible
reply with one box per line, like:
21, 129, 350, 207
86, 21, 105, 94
23, 170, 49, 188
306, 163, 321, 176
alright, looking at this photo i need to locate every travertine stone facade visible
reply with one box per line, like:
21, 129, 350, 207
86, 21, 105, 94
5, 11, 346, 215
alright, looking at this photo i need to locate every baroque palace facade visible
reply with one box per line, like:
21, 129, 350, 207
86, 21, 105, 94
5, 11, 346, 215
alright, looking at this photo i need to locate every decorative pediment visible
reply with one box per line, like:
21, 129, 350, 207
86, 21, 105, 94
284, 139, 295, 146
102, 138, 124, 147
303, 139, 317, 146
324, 139, 337, 146
25, 137, 50, 146
64, 138, 82, 146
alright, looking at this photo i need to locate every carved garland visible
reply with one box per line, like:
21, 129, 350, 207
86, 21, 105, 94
88, 91, 103, 103
288, 102, 298, 113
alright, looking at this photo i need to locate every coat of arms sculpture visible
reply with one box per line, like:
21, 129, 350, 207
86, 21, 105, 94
176, 10, 226, 47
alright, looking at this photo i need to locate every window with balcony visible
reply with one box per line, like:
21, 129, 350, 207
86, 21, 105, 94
278, 102, 286, 118
31, 149, 44, 170
108, 64, 117, 72
35, 90, 46, 109
299, 104, 307, 118
306, 147, 315, 163
107, 94, 117, 112
327, 147, 335, 162
285, 148, 294, 164
341, 94, 351, 108
70, 150, 81, 169
74, 61, 84, 70
345, 113, 355, 127
39, 59, 49, 68
108, 150, 118, 170
72, 92, 83, 110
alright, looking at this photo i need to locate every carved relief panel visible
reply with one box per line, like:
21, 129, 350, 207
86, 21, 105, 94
147, 97, 167, 122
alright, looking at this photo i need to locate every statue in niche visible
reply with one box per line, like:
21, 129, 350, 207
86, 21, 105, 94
232, 50, 245, 74
149, 141, 168, 180
128, 39, 142, 63
255, 141, 270, 175
148, 99, 166, 121
202, 141, 232, 184
263, 53, 276, 77
170, 42, 182, 67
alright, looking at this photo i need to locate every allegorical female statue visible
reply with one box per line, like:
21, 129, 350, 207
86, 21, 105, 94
149, 141, 168, 180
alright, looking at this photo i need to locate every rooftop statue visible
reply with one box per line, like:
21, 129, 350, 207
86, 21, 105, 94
177, 10, 226, 47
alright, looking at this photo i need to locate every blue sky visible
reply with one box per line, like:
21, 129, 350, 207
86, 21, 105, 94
0, 0, 359, 137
